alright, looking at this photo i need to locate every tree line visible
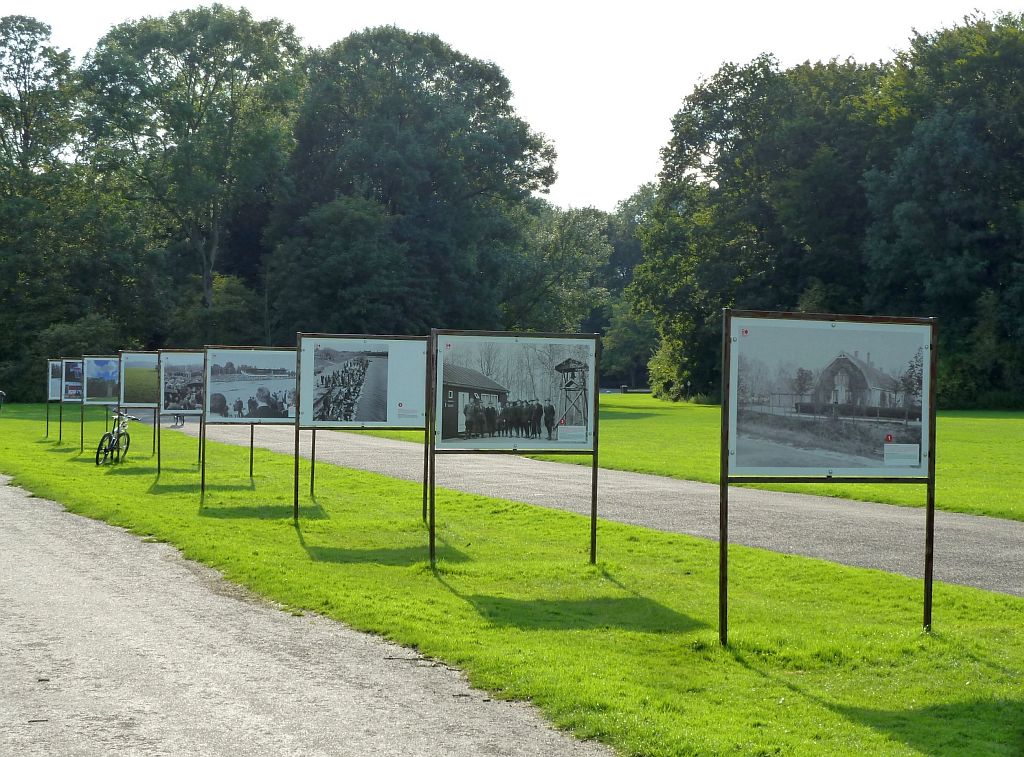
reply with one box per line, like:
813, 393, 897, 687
631, 13, 1024, 408
0, 7, 650, 401
5, 9, 1021, 409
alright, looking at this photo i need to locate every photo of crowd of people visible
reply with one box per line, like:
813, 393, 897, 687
312, 346, 388, 423
160, 353, 204, 414
206, 349, 296, 424
298, 336, 426, 429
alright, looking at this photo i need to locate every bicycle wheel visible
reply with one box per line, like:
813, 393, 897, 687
96, 433, 112, 466
116, 431, 131, 462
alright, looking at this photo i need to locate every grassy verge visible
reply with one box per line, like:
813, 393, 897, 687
3, 404, 1023, 755
348, 395, 1024, 521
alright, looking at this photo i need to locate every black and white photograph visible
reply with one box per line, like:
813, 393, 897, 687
205, 348, 296, 424
728, 316, 932, 477
120, 351, 160, 407
297, 336, 427, 428
160, 352, 204, 415
48, 359, 62, 401
435, 333, 597, 451
61, 359, 83, 402
83, 356, 120, 405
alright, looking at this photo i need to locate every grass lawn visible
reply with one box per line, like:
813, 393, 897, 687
2, 403, 1023, 755
349, 394, 1024, 522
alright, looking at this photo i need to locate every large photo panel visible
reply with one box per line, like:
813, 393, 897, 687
48, 359, 62, 401
298, 335, 427, 428
83, 356, 120, 405
159, 351, 205, 415
61, 358, 83, 402
434, 332, 597, 451
120, 351, 160, 407
205, 347, 296, 424
727, 315, 933, 478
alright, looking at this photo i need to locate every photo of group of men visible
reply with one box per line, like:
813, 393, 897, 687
463, 398, 557, 440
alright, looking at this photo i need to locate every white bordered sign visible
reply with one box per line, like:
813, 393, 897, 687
47, 359, 62, 401
120, 351, 160, 408
297, 334, 427, 429
727, 315, 933, 479
159, 351, 205, 416
61, 358, 84, 402
204, 347, 296, 424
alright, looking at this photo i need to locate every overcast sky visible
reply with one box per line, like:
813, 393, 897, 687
7, 1, 1004, 211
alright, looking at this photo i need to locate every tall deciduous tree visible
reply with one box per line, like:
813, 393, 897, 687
81, 4, 303, 318
499, 202, 612, 332
0, 15, 75, 189
272, 26, 555, 332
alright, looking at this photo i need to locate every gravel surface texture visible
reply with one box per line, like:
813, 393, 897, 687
187, 421, 1024, 597
0, 475, 611, 757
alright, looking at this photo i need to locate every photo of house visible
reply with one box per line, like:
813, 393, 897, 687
728, 316, 931, 476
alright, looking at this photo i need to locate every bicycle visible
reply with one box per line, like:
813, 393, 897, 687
96, 410, 139, 465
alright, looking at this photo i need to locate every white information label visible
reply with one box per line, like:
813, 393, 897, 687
884, 444, 920, 466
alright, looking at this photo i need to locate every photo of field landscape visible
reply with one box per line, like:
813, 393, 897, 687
120, 352, 159, 406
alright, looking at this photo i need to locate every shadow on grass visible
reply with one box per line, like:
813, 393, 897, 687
433, 568, 701, 633
731, 649, 1024, 754
99, 465, 159, 476
201, 502, 329, 520
834, 699, 1024, 755
463, 594, 704, 633
293, 522, 460, 565
307, 544, 465, 566
148, 481, 202, 494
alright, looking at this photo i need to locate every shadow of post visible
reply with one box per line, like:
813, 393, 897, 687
293, 521, 463, 566
433, 569, 704, 634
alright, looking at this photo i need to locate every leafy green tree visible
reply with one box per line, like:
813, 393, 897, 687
601, 297, 658, 388
80, 4, 303, 317
637, 53, 893, 400
499, 202, 612, 332
274, 26, 555, 332
0, 15, 75, 190
264, 196, 412, 341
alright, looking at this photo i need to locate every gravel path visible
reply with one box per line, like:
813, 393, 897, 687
0, 475, 610, 757
188, 421, 1024, 597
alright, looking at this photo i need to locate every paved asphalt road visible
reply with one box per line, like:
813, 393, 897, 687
0, 475, 610, 757
187, 421, 1024, 597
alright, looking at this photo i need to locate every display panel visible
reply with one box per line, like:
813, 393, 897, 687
120, 351, 160, 407
727, 315, 932, 478
433, 332, 597, 451
83, 356, 120, 405
159, 351, 205, 415
48, 359, 62, 401
297, 335, 426, 428
61, 358, 83, 402
205, 347, 296, 424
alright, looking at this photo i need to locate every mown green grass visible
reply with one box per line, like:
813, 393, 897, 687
2, 403, 1022, 755
350, 394, 1024, 521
